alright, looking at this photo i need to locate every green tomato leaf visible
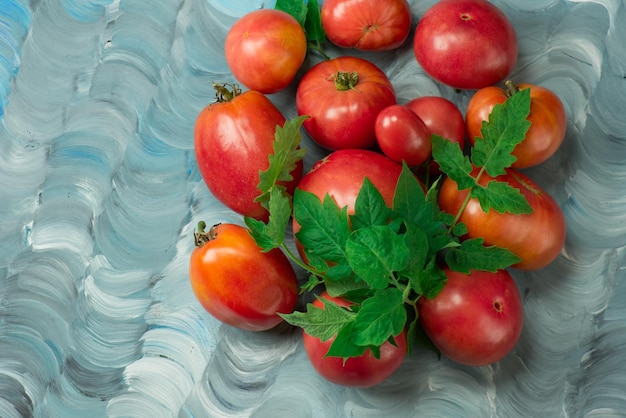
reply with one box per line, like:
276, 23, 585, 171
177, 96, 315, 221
431, 135, 475, 191
324, 263, 354, 282
399, 222, 429, 281
325, 321, 368, 359
294, 189, 351, 263
256, 115, 307, 210
352, 288, 407, 347
350, 177, 391, 231
279, 296, 356, 342
471, 88, 532, 176
303, 0, 325, 45
274, 0, 307, 26
325, 275, 372, 299
445, 237, 522, 273
409, 257, 448, 300
471, 179, 533, 214
345, 225, 410, 289
245, 187, 291, 251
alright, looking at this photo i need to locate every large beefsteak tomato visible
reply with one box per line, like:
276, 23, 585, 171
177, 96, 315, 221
413, 0, 517, 89
321, 0, 412, 51
296, 56, 397, 150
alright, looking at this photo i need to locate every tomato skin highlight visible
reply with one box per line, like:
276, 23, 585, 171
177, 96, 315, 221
466, 83, 567, 168
375, 104, 432, 166
296, 56, 397, 150
418, 268, 523, 366
438, 167, 566, 271
224, 9, 307, 94
321, 0, 412, 51
413, 0, 517, 90
302, 291, 407, 387
194, 89, 303, 221
189, 223, 299, 332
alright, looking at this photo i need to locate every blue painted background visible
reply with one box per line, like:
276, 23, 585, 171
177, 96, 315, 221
0, 0, 625, 416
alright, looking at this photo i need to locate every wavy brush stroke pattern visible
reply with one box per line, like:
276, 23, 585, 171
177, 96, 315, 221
0, 0, 624, 417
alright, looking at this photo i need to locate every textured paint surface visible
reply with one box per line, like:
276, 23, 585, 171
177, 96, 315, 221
0, 0, 625, 417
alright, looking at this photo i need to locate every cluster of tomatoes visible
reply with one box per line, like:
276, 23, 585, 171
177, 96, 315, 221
190, 0, 568, 387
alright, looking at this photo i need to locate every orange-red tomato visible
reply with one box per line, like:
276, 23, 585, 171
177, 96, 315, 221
189, 223, 298, 331
438, 167, 566, 270
466, 82, 567, 168
194, 87, 303, 221
224, 9, 307, 94
302, 291, 407, 387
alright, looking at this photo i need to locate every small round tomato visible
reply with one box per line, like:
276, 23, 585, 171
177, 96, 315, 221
375, 104, 432, 166
303, 291, 407, 387
405, 96, 466, 173
224, 9, 307, 94
466, 81, 567, 168
418, 268, 523, 366
438, 167, 566, 271
321, 0, 412, 51
413, 0, 517, 89
189, 223, 298, 331
194, 84, 303, 221
296, 56, 397, 150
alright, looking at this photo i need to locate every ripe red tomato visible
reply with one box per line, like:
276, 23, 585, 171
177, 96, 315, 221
293, 149, 405, 259
405, 96, 466, 149
224, 9, 307, 94
405, 96, 466, 173
418, 268, 523, 366
321, 0, 412, 51
194, 86, 303, 221
189, 223, 299, 331
466, 82, 567, 168
296, 56, 397, 150
438, 167, 566, 271
413, 0, 517, 90
303, 291, 407, 387
374, 104, 432, 166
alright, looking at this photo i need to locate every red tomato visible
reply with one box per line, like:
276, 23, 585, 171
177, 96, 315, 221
189, 223, 299, 331
224, 9, 307, 94
438, 167, 566, 271
293, 149, 405, 260
194, 85, 303, 221
374, 104, 432, 166
466, 82, 567, 168
413, 0, 517, 90
418, 268, 523, 366
303, 291, 407, 387
296, 56, 397, 150
321, 0, 412, 51
405, 96, 467, 173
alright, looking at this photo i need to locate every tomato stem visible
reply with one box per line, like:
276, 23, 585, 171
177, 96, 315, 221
194, 221, 219, 247
308, 41, 331, 61
504, 80, 519, 98
213, 82, 242, 102
280, 242, 326, 278
333, 71, 359, 91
